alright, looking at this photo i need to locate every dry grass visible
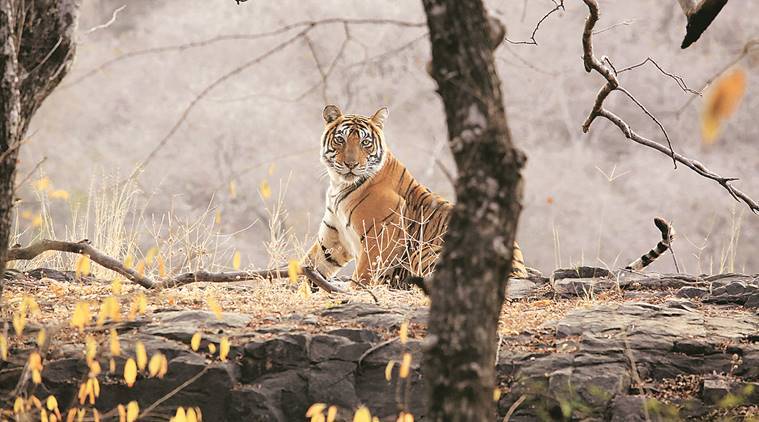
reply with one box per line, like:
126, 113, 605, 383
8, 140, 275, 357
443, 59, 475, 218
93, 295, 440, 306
1, 170, 751, 347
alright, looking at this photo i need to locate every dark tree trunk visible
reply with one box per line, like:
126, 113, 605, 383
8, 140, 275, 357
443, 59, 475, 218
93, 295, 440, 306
421, 0, 525, 420
0, 0, 79, 296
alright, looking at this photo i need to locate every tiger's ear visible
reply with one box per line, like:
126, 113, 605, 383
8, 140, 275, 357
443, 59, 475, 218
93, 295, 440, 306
323, 105, 342, 124
370, 107, 389, 129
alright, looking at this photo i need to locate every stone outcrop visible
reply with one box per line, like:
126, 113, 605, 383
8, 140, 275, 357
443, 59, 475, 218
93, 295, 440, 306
0, 271, 757, 420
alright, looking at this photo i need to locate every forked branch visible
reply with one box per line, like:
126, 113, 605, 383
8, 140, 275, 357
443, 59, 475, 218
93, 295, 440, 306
579, 0, 759, 214
6, 239, 346, 292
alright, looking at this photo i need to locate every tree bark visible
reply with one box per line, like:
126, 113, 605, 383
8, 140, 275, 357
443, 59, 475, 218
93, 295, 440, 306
421, 1, 524, 421
0, 0, 79, 297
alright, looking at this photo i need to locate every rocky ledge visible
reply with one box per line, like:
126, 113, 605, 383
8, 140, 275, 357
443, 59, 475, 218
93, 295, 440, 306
0, 270, 757, 420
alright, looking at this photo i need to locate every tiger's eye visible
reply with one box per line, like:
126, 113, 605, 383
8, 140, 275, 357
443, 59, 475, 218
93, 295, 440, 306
361, 139, 372, 147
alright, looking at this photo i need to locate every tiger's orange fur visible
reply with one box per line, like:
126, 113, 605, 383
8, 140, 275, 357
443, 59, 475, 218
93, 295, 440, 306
302, 105, 528, 287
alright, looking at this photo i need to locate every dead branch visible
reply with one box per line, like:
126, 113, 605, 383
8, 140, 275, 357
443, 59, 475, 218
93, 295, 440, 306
134, 28, 309, 175
505, 0, 564, 45
5, 239, 348, 292
61, 18, 425, 90
82, 5, 126, 36
579, 0, 759, 214
615, 57, 701, 95
7, 239, 156, 288
301, 266, 348, 294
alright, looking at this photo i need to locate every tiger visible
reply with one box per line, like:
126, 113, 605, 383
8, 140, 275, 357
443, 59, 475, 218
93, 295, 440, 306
301, 105, 528, 289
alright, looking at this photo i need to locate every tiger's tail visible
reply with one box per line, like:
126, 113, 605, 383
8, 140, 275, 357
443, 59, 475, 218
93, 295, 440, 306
625, 217, 675, 271
510, 241, 529, 278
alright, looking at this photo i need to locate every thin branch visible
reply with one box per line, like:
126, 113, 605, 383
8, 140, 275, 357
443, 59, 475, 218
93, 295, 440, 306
344, 32, 428, 70
505, 0, 564, 45
615, 86, 676, 166
134, 28, 309, 174
21, 36, 62, 80
615, 56, 700, 95
592, 19, 635, 35
15, 156, 47, 189
579, 0, 759, 214
82, 5, 126, 35
138, 366, 209, 419
60, 18, 425, 89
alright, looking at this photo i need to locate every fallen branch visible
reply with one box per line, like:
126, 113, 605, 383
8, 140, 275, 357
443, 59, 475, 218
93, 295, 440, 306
579, 0, 759, 214
7, 239, 156, 288
301, 266, 348, 294
6, 239, 348, 292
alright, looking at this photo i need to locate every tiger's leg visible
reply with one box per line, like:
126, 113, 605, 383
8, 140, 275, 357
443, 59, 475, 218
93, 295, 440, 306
510, 241, 528, 278
301, 217, 353, 279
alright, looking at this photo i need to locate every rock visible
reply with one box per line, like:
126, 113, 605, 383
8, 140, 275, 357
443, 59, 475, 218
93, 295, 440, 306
552, 266, 612, 280
609, 395, 648, 421
2, 272, 758, 421
676, 286, 708, 298
552, 278, 618, 298
506, 278, 541, 299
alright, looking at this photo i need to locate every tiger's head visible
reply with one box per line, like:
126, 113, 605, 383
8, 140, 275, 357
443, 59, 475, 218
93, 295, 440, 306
320, 105, 389, 185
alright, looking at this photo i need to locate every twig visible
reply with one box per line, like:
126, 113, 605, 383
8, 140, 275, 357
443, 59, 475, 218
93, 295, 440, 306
505, 0, 564, 45
592, 19, 635, 35
82, 5, 126, 35
134, 28, 309, 174
357, 337, 399, 369
502, 395, 527, 422
61, 18, 425, 90
579, 0, 759, 214
15, 156, 47, 189
138, 366, 209, 419
615, 56, 700, 95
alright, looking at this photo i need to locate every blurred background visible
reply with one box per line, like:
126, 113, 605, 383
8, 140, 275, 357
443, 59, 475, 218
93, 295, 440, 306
16, 0, 759, 276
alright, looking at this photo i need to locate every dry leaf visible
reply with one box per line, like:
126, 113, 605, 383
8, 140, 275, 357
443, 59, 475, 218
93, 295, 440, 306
124, 359, 137, 387
702, 67, 747, 144
259, 180, 272, 199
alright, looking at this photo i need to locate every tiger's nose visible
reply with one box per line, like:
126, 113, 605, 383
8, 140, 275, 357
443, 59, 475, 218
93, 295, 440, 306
345, 160, 359, 169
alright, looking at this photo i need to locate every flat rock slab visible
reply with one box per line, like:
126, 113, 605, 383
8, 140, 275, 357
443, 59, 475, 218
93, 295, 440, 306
1, 276, 758, 420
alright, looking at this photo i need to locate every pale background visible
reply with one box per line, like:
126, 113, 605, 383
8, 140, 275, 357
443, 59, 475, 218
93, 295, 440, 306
19, 0, 759, 275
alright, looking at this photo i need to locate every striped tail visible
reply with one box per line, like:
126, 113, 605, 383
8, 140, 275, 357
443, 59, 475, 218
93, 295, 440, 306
625, 217, 675, 271
510, 241, 529, 278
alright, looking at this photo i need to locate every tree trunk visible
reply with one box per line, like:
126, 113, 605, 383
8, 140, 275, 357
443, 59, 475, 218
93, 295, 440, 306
421, 1, 524, 421
0, 0, 79, 296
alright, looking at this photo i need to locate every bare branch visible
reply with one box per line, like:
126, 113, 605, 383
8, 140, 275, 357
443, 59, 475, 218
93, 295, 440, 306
60, 18, 425, 89
135, 28, 309, 173
7, 239, 155, 288
82, 5, 126, 35
592, 19, 635, 35
505, 0, 564, 46
615, 56, 700, 95
579, 0, 759, 214
5, 238, 352, 292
